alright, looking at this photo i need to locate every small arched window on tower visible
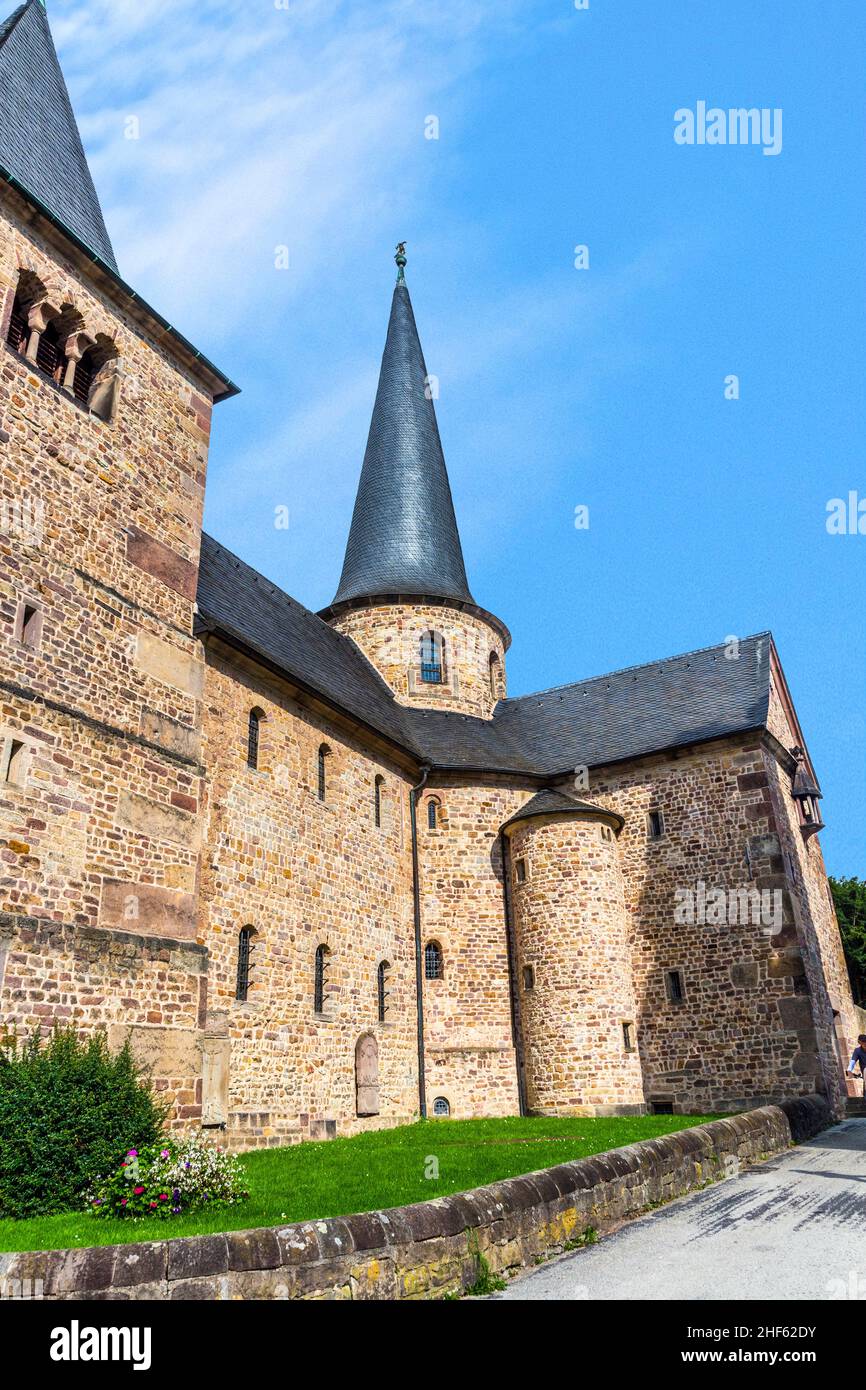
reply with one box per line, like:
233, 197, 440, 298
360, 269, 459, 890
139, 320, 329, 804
314, 943, 330, 1014
247, 708, 264, 770
489, 651, 502, 700
432, 1096, 451, 1118
425, 940, 443, 981
374, 775, 385, 828
420, 630, 444, 684
377, 960, 390, 1022
317, 744, 330, 802
427, 797, 441, 831
235, 926, 258, 1002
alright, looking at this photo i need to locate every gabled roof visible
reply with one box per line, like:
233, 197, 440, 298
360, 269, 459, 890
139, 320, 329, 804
196, 536, 774, 778
0, 0, 117, 270
329, 273, 475, 611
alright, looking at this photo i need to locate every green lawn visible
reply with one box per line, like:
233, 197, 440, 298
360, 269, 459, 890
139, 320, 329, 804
0, 1113, 718, 1253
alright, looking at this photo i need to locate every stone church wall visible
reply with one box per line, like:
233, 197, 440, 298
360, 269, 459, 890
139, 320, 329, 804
199, 650, 420, 1147
0, 202, 214, 1122
585, 733, 832, 1113
415, 777, 524, 1119
332, 602, 506, 719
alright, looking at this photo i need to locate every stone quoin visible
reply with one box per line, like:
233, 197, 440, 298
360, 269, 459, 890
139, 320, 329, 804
0, 1, 857, 1149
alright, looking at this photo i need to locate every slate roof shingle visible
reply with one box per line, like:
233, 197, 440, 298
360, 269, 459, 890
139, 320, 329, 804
0, 0, 117, 270
501, 788, 625, 832
330, 280, 476, 610
197, 533, 773, 777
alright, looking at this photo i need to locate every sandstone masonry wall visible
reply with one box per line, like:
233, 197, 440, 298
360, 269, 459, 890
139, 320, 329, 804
332, 602, 506, 718
507, 812, 645, 1114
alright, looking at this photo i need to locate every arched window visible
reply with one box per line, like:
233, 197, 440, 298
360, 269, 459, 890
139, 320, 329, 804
235, 926, 257, 1002
72, 348, 96, 405
427, 798, 439, 831
317, 744, 330, 802
377, 960, 390, 1022
247, 708, 263, 770
489, 651, 501, 699
374, 775, 384, 828
420, 631, 444, 684
35, 319, 66, 384
314, 943, 330, 1013
432, 1096, 451, 1117
425, 940, 443, 980
5, 294, 29, 355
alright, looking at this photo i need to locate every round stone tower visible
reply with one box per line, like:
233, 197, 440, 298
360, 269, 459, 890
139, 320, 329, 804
502, 789, 645, 1115
319, 247, 509, 720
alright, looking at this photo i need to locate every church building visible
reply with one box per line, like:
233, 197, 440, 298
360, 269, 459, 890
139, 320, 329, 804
0, 1, 857, 1147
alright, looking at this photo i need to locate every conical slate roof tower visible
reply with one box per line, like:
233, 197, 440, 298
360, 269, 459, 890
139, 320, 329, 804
0, 0, 117, 269
324, 247, 509, 720
331, 246, 474, 609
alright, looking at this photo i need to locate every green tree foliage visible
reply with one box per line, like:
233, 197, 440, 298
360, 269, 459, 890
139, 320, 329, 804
0, 1027, 167, 1219
829, 877, 866, 1007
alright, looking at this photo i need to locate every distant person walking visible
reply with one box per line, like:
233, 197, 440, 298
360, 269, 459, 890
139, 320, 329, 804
847, 1035, 866, 1095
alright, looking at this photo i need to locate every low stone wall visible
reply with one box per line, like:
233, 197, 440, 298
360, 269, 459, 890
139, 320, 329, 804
1, 1097, 830, 1301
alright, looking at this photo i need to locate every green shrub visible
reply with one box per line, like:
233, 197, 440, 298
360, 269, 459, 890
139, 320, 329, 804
89, 1138, 248, 1220
0, 1026, 168, 1219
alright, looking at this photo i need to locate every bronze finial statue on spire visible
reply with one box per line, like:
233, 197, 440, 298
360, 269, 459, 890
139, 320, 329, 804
395, 242, 407, 284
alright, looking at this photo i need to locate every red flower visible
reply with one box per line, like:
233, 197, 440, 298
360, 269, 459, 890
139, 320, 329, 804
134, 1186, 144, 1195
149, 1201, 157, 1208
159, 1193, 169, 1201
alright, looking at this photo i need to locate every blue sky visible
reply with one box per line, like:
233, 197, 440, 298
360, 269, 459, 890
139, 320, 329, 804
49, 0, 865, 874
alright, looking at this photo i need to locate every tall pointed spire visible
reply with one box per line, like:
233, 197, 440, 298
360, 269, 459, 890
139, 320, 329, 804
331, 246, 474, 609
0, 0, 117, 270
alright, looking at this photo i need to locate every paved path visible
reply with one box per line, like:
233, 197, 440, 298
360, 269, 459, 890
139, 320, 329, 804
491, 1119, 866, 1300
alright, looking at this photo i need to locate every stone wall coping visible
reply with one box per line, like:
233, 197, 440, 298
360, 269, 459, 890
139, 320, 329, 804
0, 1096, 830, 1299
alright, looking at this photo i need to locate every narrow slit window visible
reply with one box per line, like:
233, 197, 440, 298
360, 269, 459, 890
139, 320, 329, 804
427, 799, 438, 830
648, 808, 665, 840
622, 1021, 635, 1052
247, 709, 262, 770
374, 776, 384, 828
377, 960, 390, 1022
665, 969, 685, 1004
235, 926, 256, 1002
314, 944, 329, 1013
317, 744, 330, 802
515, 858, 527, 884
522, 964, 535, 991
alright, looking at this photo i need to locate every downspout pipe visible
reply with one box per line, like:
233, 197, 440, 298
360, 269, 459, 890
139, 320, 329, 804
499, 829, 527, 1117
410, 765, 431, 1118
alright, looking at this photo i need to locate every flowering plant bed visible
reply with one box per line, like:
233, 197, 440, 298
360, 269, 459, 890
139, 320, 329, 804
88, 1139, 248, 1221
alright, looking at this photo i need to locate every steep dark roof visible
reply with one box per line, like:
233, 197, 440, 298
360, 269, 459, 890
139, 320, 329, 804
330, 279, 475, 610
196, 538, 773, 777
417, 633, 773, 774
502, 789, 624, 833
0, 0, 117, 270
196, 534, 421, 755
